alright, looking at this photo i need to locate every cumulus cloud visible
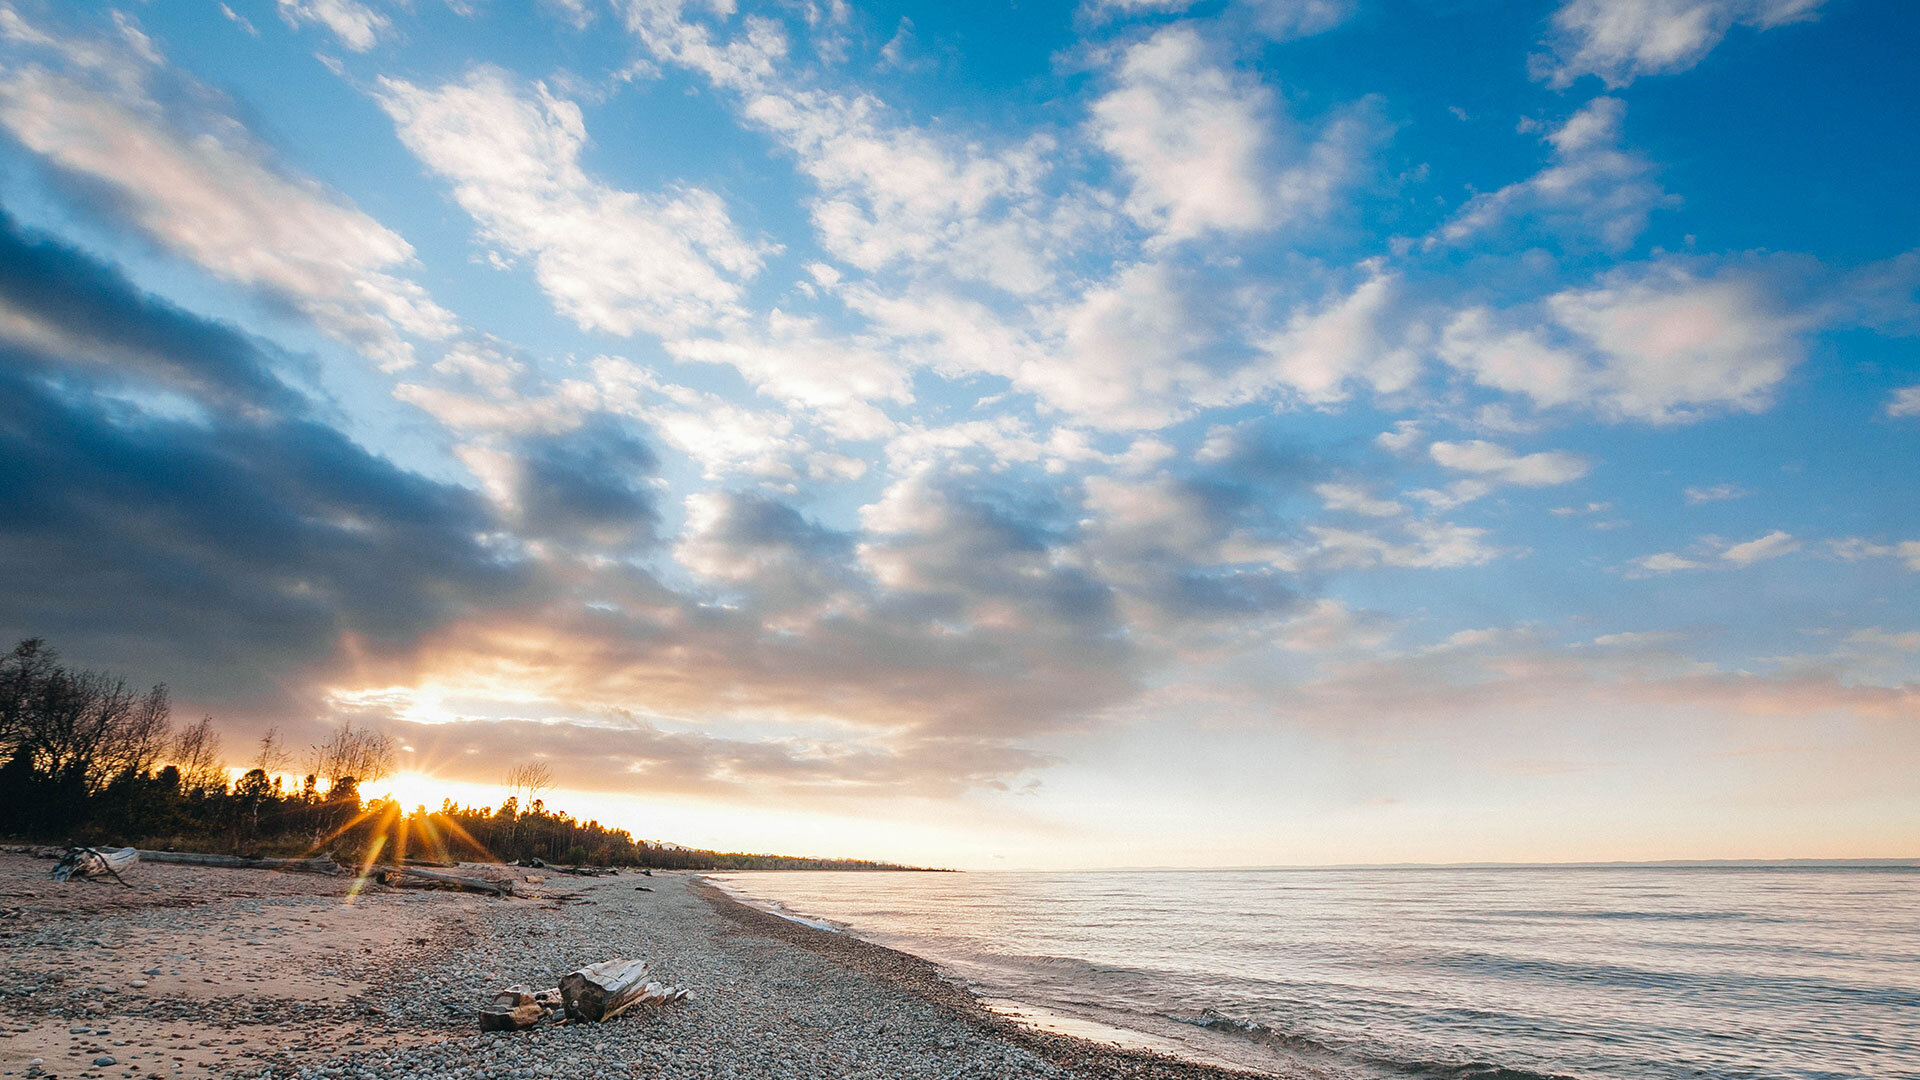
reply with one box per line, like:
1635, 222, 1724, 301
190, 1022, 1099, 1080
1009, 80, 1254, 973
1720, 529, 1800, 565
0, 211, 301, 414
1440, 261, 1805, 424
1436, 97, 1676, 250
1542, 0, 1827, 88
664, 310, 907, 439
0, 221, 525, 694
1251, 267, 1420, 404
1631, 529, 1802, 574
1684, 482, 1747, 504
1430, 440, 1592, 486
376, 67, 770, 339
1306, 520, 1502, 570
0, 11, 455, 368
1316, 482, 1404, 517
275, 0, 391, 51
1090, 25, 1373, 246
1828, 538, 1920, 572
1887, 385, 1920, 418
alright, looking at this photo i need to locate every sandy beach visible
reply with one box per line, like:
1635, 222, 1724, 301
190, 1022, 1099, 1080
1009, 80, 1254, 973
0, 851, 1284, 1080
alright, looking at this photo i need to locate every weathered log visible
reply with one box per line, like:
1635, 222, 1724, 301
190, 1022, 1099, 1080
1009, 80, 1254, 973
478, 985, 553, 1031
558, 958, 690, 1022
135, 850, 342, 875
378, 866, 512, 897
52, 847, 137, 882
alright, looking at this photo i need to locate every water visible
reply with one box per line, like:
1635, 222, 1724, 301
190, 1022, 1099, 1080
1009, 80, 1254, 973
708, 866, 1920, 1080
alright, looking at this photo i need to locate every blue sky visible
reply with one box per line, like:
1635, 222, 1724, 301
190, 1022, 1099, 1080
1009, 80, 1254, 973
0, 0, 1913, 867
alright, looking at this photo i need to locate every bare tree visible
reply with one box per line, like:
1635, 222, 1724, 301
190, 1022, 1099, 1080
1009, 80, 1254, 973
169, 715, 227, 794
505, 760, 554, 804
2, 639, 174, 792
306, 720, 396, 793
252, 726, 292, 776
0, 638, 59, 759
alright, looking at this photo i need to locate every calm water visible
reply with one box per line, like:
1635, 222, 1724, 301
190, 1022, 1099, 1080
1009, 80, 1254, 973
709, 866, 1920, 1080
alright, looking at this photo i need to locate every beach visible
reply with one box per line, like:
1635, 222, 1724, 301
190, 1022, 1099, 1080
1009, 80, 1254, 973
0, 852, 1284, 1080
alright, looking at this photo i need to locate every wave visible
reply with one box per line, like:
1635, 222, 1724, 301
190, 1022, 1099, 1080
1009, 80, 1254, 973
1174, 1009, 1578, 1080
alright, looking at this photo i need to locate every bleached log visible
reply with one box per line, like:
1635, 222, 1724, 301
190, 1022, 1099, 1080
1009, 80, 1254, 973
478, 985, 554, 1031
51, 847, 137, 882
136, 850, 341, 875
558, 958, 690, 1021
377, 867, 512, 897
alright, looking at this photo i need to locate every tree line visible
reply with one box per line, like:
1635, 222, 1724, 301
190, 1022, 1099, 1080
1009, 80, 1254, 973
0, 639, 928, 871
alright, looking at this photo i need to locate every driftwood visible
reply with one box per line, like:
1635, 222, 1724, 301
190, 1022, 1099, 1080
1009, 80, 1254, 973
52, 847, 137, 883
526, 858, 618, 877
136, 850, 342, 875
559, 958, 690, 1022
378, 866, 513, 897
478, 985, 559, 1031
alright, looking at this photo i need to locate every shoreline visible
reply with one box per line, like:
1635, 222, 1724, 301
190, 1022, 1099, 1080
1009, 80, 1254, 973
689, 876, 1296, 1080
0, 850, 1303, 1079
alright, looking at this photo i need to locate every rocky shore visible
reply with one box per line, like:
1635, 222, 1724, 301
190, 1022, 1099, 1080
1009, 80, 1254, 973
0, 852, 1294, 1080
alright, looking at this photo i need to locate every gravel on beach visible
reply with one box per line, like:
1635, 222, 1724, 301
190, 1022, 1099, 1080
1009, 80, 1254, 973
0, 851, 1286, 1080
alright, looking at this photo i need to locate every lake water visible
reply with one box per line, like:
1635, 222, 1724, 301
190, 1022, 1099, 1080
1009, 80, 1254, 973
708, 866, 1920, 1080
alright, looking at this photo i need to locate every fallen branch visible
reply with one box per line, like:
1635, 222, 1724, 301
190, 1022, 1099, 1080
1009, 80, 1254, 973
135, 850, 342, 875
51, 846, 137, 885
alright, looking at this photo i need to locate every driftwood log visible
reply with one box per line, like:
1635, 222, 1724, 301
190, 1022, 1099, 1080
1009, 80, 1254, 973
558, 958, 691, 1022
52, 846, 137, 882
136, 850, 342, 875
478, 985, 559, 1031
378, 866, 513, 897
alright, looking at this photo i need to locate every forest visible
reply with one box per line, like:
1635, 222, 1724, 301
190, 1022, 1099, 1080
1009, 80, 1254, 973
0, 638, 923, 871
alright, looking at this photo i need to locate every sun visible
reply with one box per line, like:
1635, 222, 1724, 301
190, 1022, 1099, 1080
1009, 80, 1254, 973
374, 771, 448, 812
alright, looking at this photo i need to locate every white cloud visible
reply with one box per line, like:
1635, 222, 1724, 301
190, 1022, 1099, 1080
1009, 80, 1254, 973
1684, 482, 1746, 504
376, 67, 769, 339
1307, 520, 1502, 570
1630, 530, 1803, 574
1543, 0, 1827, 88
1721, 529, 1800, 565
1436, 97, 1675, 249
1887, 385, 1920, 418
1375, 420, 1424, 453
1277, 597, 1393, 651
664, 310, 907, 440
1440, 261, 1804, 424
1083, 0, 1355, 41
1430, 440, 1592, 486
1090, 25, 1370, 246
1409, 479, 1494, 511
1844, 628, 1920, 651
1633, 552, 1707, 573
618, 3, 1072, 297
0, 24, 454, 368
1316, 483, 1404, 518
1828, 538, 1920, 572
1250, 268, 1419, 404
276, 0, 391, 51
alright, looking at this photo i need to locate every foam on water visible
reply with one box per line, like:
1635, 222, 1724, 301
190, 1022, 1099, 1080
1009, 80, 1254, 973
707, 865, 1920, 1080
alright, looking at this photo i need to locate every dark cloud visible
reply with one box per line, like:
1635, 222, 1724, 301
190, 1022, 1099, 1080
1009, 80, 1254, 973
0, 214, 528, 695
511, 415, 659, 547
0, 209, 301, 413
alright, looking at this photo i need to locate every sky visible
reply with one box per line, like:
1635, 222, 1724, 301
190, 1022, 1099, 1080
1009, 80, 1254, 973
0, 0, 1914, 869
